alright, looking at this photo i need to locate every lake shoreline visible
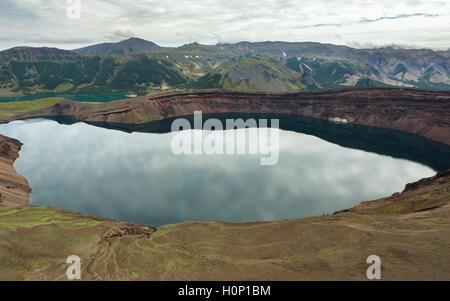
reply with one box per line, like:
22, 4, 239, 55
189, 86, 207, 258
1, 88, 449, 145
0, 131, 448, 279
0, 88, 449, 279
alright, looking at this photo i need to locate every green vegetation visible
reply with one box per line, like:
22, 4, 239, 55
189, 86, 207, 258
0, 52, 187, 96
285, 57, 386, 89
0, 97, 62, 121
189, 73, 221, 89
1, 39, 449, 96
393, 63, 408, 76
190, 57, 306, 92
0, 168, 449, 280
109, 56, 185, 89
355, 77, 392, 88
0, 92, 134, 103
0, 206, 103, 228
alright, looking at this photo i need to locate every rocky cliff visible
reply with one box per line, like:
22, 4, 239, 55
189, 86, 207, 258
4, 88, 450, 145
0, 87, 449, 279
0, 162, 448, 280
0, 134, 31, 206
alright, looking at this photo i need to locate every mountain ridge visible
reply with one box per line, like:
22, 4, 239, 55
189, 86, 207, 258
73, 37, 165, 55
0, 131, 449, 280
1, 87, 449, 145
0, 38, 449, 95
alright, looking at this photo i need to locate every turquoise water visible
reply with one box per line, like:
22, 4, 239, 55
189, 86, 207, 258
0, 92, 135, 103
0, 115, 441, 226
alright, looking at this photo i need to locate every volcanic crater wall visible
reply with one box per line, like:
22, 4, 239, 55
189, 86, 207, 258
24, 88, 450, 146
0, 134, 31, 206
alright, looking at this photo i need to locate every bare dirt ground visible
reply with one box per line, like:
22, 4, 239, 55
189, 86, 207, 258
0, 163, 448, 280
0, 88, 449, 280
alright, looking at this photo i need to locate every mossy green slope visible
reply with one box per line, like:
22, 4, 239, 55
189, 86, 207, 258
0, 97, 63, 121
0, 170, 449, 280
191, 57, 305, 92
2, 41, 450, 95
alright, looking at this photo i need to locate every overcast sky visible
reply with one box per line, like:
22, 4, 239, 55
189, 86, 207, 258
0, 0, 449, 51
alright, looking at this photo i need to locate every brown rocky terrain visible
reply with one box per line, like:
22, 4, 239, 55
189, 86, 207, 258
0, 87, 449, 280
0, 134, 31, 206
2, 88, 450, 145
0, 166, 448, 280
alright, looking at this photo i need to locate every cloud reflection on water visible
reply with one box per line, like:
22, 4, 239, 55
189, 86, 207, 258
0, 119, 435, 226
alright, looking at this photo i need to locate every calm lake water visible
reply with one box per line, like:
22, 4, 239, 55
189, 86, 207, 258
1, 114, 447, 226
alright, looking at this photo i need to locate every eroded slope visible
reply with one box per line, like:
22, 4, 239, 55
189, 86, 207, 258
0, 170, 448, 280
1, 88, 449, 145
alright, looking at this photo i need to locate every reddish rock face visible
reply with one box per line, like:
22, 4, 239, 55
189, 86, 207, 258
21, 88, 449, 146
0, 89, 448, 280
0, 134, 21, 161
0, 134, 31, 206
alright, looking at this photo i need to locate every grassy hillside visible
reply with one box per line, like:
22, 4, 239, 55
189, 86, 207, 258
0, 170, 449, 280
1, 39, 449, 96
286, 57, 393, 89
0, 97, 63, 120
0, 49, 187, 95
190, 57, 305, 92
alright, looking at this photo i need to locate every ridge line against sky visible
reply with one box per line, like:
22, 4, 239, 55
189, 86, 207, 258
0, 0, 449, 51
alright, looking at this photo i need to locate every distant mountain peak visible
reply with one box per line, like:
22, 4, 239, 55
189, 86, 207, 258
1, 40, 449, 93
73, 37, 162, 55
0, 46, 80, 61
119, 37, 157, 44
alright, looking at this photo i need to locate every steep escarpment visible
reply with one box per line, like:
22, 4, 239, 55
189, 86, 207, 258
139, 88, 450, 145
0, 134, 31, 206
2, 88, 449, 145
0, 87, 449, 279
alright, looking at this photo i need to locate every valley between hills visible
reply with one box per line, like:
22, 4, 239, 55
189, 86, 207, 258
0, 88, 449, 280
1, 37, 449, 98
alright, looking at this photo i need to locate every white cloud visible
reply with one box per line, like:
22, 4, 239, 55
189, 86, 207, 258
0, 0, 448, 50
